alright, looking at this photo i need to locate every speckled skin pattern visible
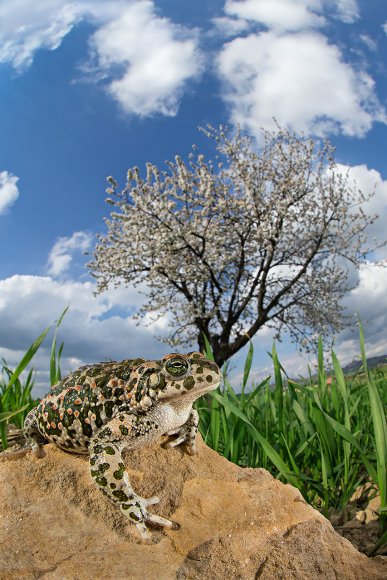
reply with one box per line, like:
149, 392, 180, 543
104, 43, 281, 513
23, 352, 220, 540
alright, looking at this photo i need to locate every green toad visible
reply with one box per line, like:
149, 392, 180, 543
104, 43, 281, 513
22, 352, 220, 541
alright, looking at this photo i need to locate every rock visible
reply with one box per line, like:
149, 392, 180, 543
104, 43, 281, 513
0, 434, 386, 579
355, 495, 380, 525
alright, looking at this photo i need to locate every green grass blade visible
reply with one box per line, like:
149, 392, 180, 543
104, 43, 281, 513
210, 391, 298, 487
368, 528, 387, 557
317, 336, 326, 397
241, 340, 254, 396
208, 389, 221, 451
368, 376, 387, 506
202, 333, 215, 361
0, 404, 30, 423
292, 399, 315, 437
3, 326, 50, 394
50, 335, 58, 387
332, 350, 348, 403
49, 305, 68, 386
314, 396, 378, 483
332, 349, 351, 485
56, 304, 69, 327
272, 342, 284, 434
359, 322, 387, 514
320, 442, 329, 515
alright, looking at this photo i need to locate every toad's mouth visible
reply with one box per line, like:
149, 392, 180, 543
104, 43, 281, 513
163, 380, 220, 402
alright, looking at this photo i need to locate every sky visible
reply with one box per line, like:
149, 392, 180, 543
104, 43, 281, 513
0, 0, 387, 397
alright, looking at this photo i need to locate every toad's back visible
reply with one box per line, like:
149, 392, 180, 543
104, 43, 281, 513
35, 359, 145, 452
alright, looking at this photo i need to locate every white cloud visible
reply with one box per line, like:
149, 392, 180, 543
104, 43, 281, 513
343, 263, 387, 321
359, 34, 378, 52
217, 30, 386, 138
332, 0, 359, 23
0, 274, 171, 397
224, 0, 325, 32
0, 1, 131, 70
334, 164, 387, 259
0, 0, 83, 70
216, 1, 384, 138
336, 262, 387, 361
89, 1, 202, 117
0, 171, 20, 214
211, 16, 250, 39
0, 1, 202, 117
223, 0, 359, 31
47, 231, 93, 276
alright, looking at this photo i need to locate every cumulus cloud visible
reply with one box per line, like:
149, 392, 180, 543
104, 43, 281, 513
0, 171, 20, 214
0, 1, 131, 70
211, 16, 251, 38
332, 0, 359, 23
336, 263, 387, 360
47, 231, 93, 277
334, 164, 387, 260
224, 0, 325, 32
215, 0, 384, 138
0, 274, 171, 397
216, 30, 385, 138
0, 1, 202, 117
223, 0, 359, 32
0, 0, 84, 70
89, 1, 203, 117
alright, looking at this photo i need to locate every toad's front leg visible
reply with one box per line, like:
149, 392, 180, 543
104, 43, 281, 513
89, 414, 178, 542
163, 408, 199, 455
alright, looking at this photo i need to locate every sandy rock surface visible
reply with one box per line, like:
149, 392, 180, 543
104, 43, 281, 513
1, 434, 386, 579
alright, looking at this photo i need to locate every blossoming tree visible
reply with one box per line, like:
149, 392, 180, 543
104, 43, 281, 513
89, 125, 377, 367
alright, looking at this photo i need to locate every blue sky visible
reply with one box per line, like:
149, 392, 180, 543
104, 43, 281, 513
0, 0, 387, 396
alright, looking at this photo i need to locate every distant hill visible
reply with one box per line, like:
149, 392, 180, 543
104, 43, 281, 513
288, 354, 387, 385
342, 354, 387, 374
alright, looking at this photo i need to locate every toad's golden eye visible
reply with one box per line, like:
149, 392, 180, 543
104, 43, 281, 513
165, 358, 189, 377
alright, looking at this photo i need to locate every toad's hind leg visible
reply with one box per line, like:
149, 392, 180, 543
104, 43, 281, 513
23, 407, 47, 458
89, 415, 178, 542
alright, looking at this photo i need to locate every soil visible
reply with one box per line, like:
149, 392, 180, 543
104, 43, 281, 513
329, 483, 386, 557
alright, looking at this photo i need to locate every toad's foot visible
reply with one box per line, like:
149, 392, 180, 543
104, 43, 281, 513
0, 446, 31, 460
163, 408, 199, 455
89, 416, 180, 541
120, 496, 180, 542
23, 407, 48, 458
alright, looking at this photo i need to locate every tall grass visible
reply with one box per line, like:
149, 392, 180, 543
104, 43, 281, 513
0, 307, 67, 449
197, 325, 387, 543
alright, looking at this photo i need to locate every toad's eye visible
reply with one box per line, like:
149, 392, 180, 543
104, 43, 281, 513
165, 358, 189, 377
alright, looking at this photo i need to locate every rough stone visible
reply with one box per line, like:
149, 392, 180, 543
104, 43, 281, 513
0, 434, 386, 579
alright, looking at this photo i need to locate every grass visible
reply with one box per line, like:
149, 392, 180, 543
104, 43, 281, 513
0, 307, 67, 449
197, 325, 387, 544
